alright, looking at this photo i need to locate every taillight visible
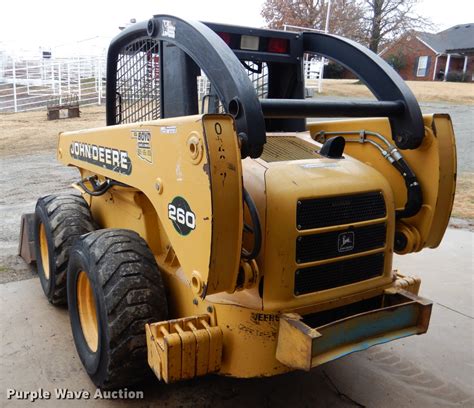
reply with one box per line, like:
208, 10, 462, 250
217, 32, 231, 45
268, 38, 289, 53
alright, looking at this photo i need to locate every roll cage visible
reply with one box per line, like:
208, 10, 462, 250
106, 14, 424, 159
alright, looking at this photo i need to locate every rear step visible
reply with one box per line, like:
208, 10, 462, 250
276, 289, 432, 370
145, 315, 223, 383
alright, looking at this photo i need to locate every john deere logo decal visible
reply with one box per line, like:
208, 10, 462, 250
338, 231, 355, 252
168, 197, 196, 236
69, 142, 131, 175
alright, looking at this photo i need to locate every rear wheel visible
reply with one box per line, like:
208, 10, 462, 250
67, 229, 168, 389
34, 194, 94, 305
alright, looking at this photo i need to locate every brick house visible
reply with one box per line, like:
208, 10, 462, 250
380, 23, 474, 82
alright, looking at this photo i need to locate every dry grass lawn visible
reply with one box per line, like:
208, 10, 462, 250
318, 79, 474, 105
452, 173, 474, 221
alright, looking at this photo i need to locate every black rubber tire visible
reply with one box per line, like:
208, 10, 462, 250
67, 229, 168, 389
34, 194, 95, 305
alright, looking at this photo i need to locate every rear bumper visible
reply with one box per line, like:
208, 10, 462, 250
276, 289, 432, 370
144, 286, 432, 381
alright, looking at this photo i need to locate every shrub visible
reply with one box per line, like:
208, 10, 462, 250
446, 71, 468, 82
323, 62, 344, 79
386, 52, 407, 73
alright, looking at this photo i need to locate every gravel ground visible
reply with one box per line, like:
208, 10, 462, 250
0, 153, 79, 283
420, 101, 473, 173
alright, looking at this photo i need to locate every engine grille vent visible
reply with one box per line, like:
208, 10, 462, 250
294, 253, 385, 295
261, 136, 320, 162
297, 192, 386, 230
296, 223, 386, 264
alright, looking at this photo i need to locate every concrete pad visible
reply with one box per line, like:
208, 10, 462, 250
1, 228, 473, 407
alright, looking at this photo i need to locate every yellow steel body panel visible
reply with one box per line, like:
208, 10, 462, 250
58, 114, 242, 296
307, 114, 457, 252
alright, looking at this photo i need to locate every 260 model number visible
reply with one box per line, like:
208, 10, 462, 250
168, 205, 196, 229
168, 197, 196, 236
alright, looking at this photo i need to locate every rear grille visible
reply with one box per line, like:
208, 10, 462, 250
297, 192, 386, 230
294, 253, 385, 295
296, 223, 386, 263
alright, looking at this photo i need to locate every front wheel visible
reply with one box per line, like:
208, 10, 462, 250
67, 229, 168, 389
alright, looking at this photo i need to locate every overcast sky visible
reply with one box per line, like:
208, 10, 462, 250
0, 0, 472, 56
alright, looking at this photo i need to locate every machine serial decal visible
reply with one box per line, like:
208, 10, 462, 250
161, 20, 176, 38
168, 196, 196, 235
69, 142, 132, 175
132, 130, 153, 163
338, 231, 355, 252
160, 126, 177, 134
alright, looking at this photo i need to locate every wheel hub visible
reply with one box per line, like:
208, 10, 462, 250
77, 271, 99, 352
38, 223, 50, 280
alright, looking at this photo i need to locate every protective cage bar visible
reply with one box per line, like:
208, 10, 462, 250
260, 99, 405, 118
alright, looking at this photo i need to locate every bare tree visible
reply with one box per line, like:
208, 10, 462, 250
261, 0, 324, 30
332, 0, 366, 41
261, 0, 365, 40
364, 0, 432, 53
261, 0, 432, 53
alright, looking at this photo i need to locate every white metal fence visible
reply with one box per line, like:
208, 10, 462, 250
0, 56, 106, 113
0, 55, 323, 114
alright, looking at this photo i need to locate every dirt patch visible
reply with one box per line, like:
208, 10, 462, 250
318, 79, 474, 105
0, 105, 105, 156
0, 255, 37, 284
0, 153, 80, 284
0, 107, 106, 284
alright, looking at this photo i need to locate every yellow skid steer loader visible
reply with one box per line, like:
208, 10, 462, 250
21, 15, 456, 389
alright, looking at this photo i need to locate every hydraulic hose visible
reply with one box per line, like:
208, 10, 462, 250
241, 188, 262, 261
77, 175, 129, 196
